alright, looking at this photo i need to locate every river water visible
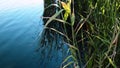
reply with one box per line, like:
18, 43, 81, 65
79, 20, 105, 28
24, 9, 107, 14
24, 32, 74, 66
0, 0, 44, 68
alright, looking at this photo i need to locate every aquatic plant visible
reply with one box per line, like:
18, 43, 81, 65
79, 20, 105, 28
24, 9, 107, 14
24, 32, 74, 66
40, 0, 120, 68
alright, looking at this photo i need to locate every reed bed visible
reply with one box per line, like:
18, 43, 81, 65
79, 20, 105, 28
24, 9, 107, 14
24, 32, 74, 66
41, 0, 120, 68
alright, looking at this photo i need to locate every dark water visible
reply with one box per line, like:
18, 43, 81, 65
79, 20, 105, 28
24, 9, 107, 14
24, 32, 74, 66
0, 0, 44, 68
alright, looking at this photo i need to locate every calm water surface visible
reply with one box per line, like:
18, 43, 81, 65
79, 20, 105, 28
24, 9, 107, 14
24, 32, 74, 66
0, 0, 44, 68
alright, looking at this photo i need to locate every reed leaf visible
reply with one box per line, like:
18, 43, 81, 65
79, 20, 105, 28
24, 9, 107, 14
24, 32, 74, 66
62, 55, 77, 64
45, 9, 64, 27
63, 61, 74, 68
105, 53, 117, 68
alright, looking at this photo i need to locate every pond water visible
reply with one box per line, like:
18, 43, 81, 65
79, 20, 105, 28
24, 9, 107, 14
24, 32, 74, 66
0, 0, 44, 68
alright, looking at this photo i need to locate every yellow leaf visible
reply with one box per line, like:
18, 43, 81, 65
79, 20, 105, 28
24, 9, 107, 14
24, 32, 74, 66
64, 12, 69, 21
61, 2, 71, 13
60, 1, 71, 21
67, 0, 71, 8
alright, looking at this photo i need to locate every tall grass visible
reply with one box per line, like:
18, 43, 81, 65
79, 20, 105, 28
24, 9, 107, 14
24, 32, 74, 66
41, 0, 120, 68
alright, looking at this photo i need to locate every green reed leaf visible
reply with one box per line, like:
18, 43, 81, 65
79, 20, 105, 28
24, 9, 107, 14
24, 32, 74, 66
63, 61, 74, 68
71, 12, 75, 26
105, 53, 117, 68
45, 9, 64, 27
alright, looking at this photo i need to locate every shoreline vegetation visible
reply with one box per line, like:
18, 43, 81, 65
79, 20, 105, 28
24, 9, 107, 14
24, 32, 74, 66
40, 0, 120, 68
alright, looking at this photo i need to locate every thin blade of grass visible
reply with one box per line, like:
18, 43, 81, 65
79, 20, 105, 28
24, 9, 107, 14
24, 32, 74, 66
75, 9, 92, 35
45, 4, 59, 10
64, 42, 79, 51
45, 27, 71, 41
95, 36, 110, 44
62, 55, 77, 64
105, 53, 117, 68
63, 61, 74, 68
43, 17, 71, 25
45, 9, 64, 27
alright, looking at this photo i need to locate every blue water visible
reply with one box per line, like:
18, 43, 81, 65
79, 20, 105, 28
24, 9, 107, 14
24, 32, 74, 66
0, 0, 44, 68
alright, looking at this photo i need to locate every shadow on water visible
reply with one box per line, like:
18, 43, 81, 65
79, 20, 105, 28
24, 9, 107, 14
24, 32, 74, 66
39, 25, 70, 68
38, 0, 70, 68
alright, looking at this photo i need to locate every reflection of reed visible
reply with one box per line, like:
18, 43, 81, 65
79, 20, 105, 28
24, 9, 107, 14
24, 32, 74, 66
41, 0, 63, 49
39, 0, 68, 67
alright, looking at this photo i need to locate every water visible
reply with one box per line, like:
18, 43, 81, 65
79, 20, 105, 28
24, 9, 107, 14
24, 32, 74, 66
0, 0, 44, 68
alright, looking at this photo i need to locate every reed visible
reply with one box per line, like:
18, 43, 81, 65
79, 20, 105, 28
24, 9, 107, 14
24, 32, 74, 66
41, 0, 120, 68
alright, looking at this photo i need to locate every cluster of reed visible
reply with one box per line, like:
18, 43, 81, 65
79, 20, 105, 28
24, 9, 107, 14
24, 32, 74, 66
41, 0, 120, 68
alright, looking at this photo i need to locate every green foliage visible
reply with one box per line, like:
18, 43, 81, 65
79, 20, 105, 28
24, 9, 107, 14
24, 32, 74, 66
42, 0, 120, 68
